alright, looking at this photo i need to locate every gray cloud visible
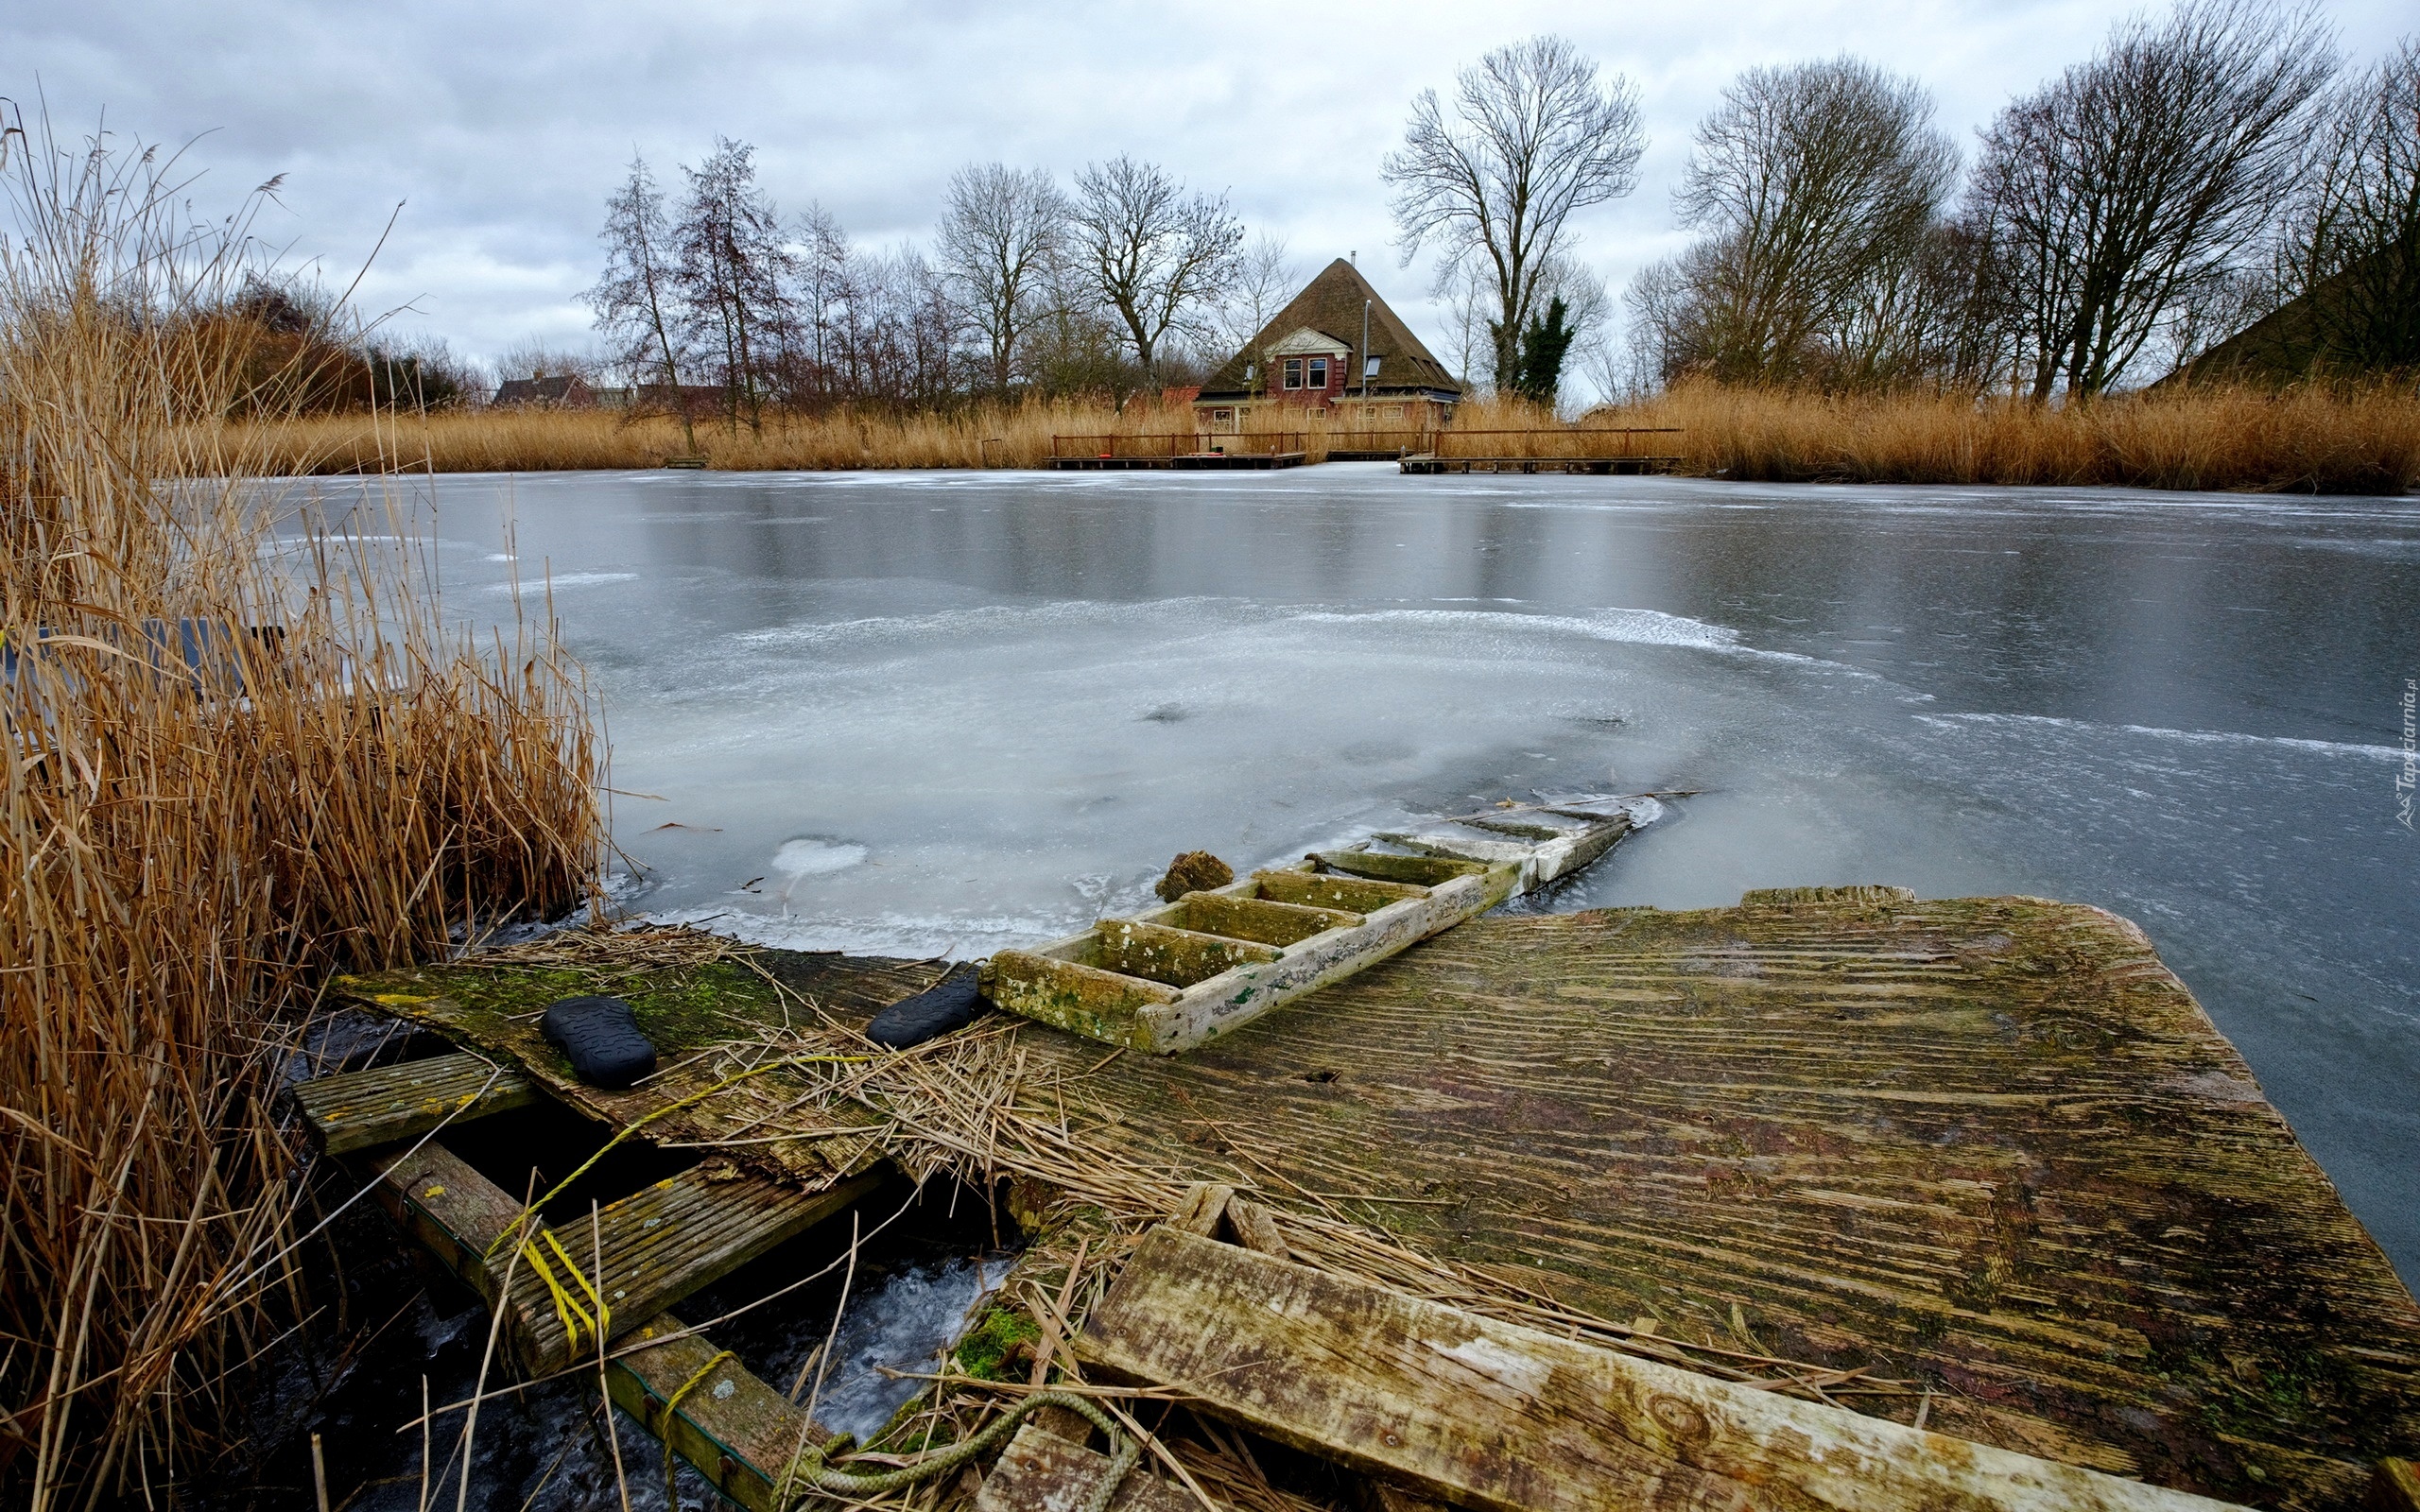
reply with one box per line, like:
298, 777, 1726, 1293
16, 0, 2411, 366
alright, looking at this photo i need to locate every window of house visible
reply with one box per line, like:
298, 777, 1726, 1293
1364, 355, 1382, 380
1282, 357, 1303, 389
1244, 363, 1255, 384
1382, 404, 1405, 420
1307, 357, 1328, 388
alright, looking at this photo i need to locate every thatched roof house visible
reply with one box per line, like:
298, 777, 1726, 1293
1195, 260, 1461, 433
492, 373, 596, 408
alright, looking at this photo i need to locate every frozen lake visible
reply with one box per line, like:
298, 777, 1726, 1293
334, 464, 2418, 1285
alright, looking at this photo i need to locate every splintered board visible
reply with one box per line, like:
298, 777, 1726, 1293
1079, 1227, 2245, 1512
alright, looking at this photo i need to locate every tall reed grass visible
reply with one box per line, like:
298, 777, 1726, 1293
248, 385, 2420, 493
1586, 382, 2420, 493
0, 129, 604, 1503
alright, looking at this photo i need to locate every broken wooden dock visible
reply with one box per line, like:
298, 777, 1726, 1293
297, 886, 2420, 1511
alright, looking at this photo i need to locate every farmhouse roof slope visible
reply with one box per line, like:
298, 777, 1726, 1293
1199, 259, 1461, 399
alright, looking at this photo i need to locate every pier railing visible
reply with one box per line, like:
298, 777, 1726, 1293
1052, 433, 1307, 460
1425, 427, 1685, 461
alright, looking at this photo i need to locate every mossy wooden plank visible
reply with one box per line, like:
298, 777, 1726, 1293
1308, 850, 1490, 886
1252, 868, 1428, 913
1162, 891, 1360, 947
1094, 918, 1282, 988
291, 1051, 537, 1154
614, 1310, 828, 1512
981, 950, 1182, 1050
1080, 1227, 2246, 1512
973, 1423, 1193, 1512
330, 948, 946, 1194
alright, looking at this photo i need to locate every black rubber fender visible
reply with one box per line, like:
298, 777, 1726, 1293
867, 963, 989, 1050
540, 995, 659, 1089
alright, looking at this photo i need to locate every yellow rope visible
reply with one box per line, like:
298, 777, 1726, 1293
482, 1052, 871, 1262
660, 1349, 737, 1507
515, 1228, 612, 1353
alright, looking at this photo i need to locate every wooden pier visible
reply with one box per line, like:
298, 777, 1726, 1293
1046, 434, 1307, 470
1400, 426, 1685, 475
296, 887, 2420, 1511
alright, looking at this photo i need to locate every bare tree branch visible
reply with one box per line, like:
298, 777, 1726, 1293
1382, 35, 1645, 391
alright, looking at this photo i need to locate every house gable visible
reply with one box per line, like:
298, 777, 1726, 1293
1197, 260, 1462, 402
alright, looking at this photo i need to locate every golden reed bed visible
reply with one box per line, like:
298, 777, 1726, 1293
250, 384, 2420, 493
2, 145, 604, 1503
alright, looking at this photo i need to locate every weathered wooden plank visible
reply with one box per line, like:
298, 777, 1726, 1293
1223, 1198, 1291, 1261
1251, 869, 1428, 914
982, 950, 1184, 1050
1307, 850, 1490, 887
1094, 918, 1282, 988
973, 1423, 1194, 1512
366, 1137, 834, 1510
1080, 1227, 2245, 1512
515, 1166, 884, 1373
612, 1310, 829, 1512
292, 1051, 538, 1155
1160, 892, 1360, 947
370, 1140, 876, 1373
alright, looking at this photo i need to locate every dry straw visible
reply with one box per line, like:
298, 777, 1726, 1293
0, 119, 604, 1503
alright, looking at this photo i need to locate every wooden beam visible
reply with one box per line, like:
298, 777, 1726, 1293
518, 1165, 883, 1373
366, 1139, 835, 1510
1078, 1227, 2249, 1512
292, 1051, 538, 1155
371, 1140, 876, 1374
973, 1423, 1194, 1512
612, 1310, 829, 1512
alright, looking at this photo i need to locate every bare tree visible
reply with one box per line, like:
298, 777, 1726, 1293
675, 137, 795, 432
2273, 39, 2420, 373
937, 163, 1067, 393
1669, 58, 1958, 385
1383, 35, 1646, 392
1966, 0, 2336, 398
1067, 156, 1244, 383
1211, 233, 1299, 400
584, 155, 695, 449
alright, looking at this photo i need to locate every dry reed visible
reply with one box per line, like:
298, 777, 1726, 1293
0, 128, 604, 1503
237, 382, 2419, 493
1588, 381, 2420, 493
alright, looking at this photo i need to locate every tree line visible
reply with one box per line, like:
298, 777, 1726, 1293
1615, 2, 2416, 396
584, 142, 1264, 428
572, 0, 2412, 421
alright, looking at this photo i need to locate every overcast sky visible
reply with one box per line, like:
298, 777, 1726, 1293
16, 0, 2411, 376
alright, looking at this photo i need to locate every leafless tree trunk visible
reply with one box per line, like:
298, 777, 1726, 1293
1067, 156, 1243, 385
1383, 35, 1645, 392
1966, 0, 2335, 398
1669, 58, 1958, 386
937, 163, 1067, 394
583, 156, 695, 451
